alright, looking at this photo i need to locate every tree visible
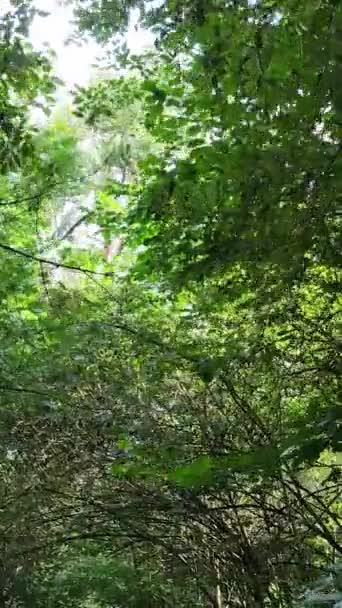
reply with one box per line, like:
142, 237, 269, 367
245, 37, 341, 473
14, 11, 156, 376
0, 1, 56, 172
0, 1, 340, 607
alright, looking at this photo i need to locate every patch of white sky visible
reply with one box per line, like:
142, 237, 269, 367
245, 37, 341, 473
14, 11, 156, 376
29, 0, 155, 90
15, 0, 157, 255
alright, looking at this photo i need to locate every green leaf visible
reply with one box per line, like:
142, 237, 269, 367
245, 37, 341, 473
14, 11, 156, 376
168, 456, 213, 488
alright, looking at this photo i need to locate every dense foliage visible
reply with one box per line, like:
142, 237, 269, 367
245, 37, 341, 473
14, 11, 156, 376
0, 1, 341, 607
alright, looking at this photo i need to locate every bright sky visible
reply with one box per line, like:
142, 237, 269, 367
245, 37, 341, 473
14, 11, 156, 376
0, 0, 155, 260
29, 0, 154, 88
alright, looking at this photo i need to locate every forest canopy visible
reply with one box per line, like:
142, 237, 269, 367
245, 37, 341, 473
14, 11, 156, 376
0, 1, 341, 607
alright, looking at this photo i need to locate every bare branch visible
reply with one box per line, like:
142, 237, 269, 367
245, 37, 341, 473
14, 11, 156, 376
0, 242, 113, 277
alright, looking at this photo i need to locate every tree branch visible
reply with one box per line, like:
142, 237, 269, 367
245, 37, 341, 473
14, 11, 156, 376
0, 385, 51, 397
56, 212, 93, 242
0, 242, 113, 277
